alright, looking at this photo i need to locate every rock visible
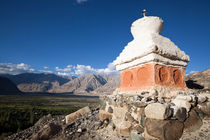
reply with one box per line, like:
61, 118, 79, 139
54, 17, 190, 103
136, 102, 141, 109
113, 107, 127, 120
141, 97, 148, 102
98, 110, 112, 121
131, 131, 144, 140
176, 95, 192, 102
34, 114, 52, 126
77, 128, 82, 133
99, 99, 107, 110
115, 120, 132, 136
32, 122, 62, 140
125, 112, 135, 122
184, 109, 203, 132
133, 95, 141, 102
158, 97, 165, 103
198, 95, 207, 103
65, 106, 91, 124
174, 107, 187, 122
132, 124, 144, 134
94, 121, 102, 129
138, 107, 145, 116
144, 128, 157, 140
108, 106, 113, 113
149, 89, 158, 97
132, 101, 147, 108
132, 111, 140, 122
164, 98, 171, 103
199, 102, 210, 117
145, 103, 171, 120
172, 99, 191, 112
145, 118, 184, 140
190, 95, 196, 102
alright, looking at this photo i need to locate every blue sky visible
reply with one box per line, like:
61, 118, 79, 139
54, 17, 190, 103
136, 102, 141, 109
0, 0, 209, 76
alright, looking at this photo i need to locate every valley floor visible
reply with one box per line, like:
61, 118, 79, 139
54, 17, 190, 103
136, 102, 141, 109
0, 94, 99, 139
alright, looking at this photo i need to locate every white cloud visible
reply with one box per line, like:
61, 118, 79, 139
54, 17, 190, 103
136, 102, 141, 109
74, 62, 119, 76
57, 72, 71, 76
55, 63, 119, 76
76, 0, 88, 4
0, 62, 119, 76
0, 63, 35, 75
55, 65, 73, 72
43, 66, 48, 69
39, 70, 53, 74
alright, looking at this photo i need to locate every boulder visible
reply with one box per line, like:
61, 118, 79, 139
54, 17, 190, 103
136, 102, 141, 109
32, 122, 62, 140
199, 102, 210, 117
175, 95, 192, 102
65, 106, 91, 124
115, 120, 132, 136
113, 107, 127, 120
172, 99, 191, 112
98, 110, 112, 121
132, 124, 144, 134
184, 109, 203, 132
145, 103, 171, 120
131, 130, 144, 140
132, 101, 147, 108
34, 114, 52, 126
171, 106, 187, 122
197, 95, 207, 103
145, 118, 184, 140
148, 89, 158, 97
107, 106, 113, 113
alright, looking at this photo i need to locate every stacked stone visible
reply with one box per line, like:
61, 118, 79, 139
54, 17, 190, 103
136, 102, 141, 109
99, 13, 210, 140
99, 92, 210, 140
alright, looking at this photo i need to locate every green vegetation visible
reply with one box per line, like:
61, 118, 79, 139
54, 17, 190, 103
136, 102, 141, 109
0, 94, 99, 139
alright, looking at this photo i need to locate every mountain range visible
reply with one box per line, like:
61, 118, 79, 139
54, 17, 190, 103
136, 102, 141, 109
0, 69, 209, 95
0, 76, 21, 94
0, 73, 120, 95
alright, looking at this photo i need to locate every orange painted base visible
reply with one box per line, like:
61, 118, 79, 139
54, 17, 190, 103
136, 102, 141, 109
119, 64, 187, 91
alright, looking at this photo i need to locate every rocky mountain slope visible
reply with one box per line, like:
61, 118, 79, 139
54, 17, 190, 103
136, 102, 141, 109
0, 73, 75, 93
0, 76, 21, 94
186, 69, 210, 91
51, 75, 120, 95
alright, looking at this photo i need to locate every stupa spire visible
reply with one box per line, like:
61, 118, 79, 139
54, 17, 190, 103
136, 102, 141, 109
142, 9, 146, 17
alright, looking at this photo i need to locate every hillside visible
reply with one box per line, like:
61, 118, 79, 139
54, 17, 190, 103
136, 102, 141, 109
0, 73, 75, 93
51, 74, 120, 95
186, 69, 210, 91
0, 76, 21, 94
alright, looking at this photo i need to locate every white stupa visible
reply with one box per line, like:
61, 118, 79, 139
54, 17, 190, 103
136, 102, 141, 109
114, 12, 189, 71
113, 10, 190, 93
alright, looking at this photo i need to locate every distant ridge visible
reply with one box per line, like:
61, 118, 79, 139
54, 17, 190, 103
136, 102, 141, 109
50, 74, 120, 95
0, 73, 75, 93
0, 76, 21, 94
186, 69, 210, 91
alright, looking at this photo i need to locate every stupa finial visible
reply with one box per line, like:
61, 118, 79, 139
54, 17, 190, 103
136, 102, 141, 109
142, 9, 146, 17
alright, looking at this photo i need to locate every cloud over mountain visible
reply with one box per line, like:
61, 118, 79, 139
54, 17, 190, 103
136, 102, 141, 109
56, 63, 119, 76
0, 63, 35, 75
0, 62, 119, 76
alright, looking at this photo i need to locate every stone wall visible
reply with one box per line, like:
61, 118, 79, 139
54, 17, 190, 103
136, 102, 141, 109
99, 90, 210, 140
